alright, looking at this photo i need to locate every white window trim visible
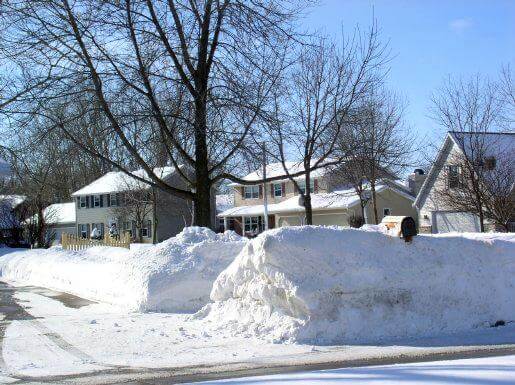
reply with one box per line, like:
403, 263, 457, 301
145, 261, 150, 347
140, 220, 152, 238
79, 196, 86, 208
244, 216, 260, 232
298, 179, 314, 195
93, 195, 101, 207
79, 224, 88, 238
109, 194, 117, 207
273, 183, 282, 197
383, 208, 391, 216
244, 185, 259, 199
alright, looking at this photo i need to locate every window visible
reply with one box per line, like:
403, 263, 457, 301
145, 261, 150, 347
109, 194, 118, 207
79, 196, 87, 208
244, 216, 261, 234
298, 179, 314, 194
123, 221, 133, 237
273, 183, 283, 197
244, 185, 259, 199
218, 218, 225, 231
447, 165, 462, 189
383, 208, 391, 216
79, 224, 88, 238
93, 195, 101, 207
140, 220, 152, 238
91, 223, 104, 239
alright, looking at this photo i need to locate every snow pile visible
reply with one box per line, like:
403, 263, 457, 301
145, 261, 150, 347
198, 226, 515, 344
0, 227, 246, 312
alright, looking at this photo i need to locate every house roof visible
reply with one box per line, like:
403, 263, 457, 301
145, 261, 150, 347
0, 195, 26, 229
414, 131, 515, 208
218, 183, 414, 217
71, 166, 179, 196
229, 159, 335, 186
24, 202, 76, 225
0, 195, 26, 209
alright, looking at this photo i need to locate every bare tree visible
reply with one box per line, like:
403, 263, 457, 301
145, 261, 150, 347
430, 75, 509, 232
336, 88, 415, 224
264, 25, 389, 224
1, 0, 314, 228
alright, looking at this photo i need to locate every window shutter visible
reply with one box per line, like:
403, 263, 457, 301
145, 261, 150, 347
281, 182, 286, 197
314, 179, 319, 193
100, 223, 104, 237
76, 197, 81, 209
270, 184, 274, 197
259, 185, 263, 199
100, 195, 104, 208
77, 224, 80, 236
86, 196, 90, 208
86, 224, 90, 237
106, 194, 111, 207
116, 193, 120, 206
148, 220, 152, 239
294, 183, 298, 196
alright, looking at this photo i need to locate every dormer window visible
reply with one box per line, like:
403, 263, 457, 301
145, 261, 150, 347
243, 185, 259, 199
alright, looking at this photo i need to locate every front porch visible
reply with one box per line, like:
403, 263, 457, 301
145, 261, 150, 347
221, 214, 276, 237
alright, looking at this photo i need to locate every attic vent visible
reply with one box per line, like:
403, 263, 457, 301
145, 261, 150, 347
484, 156, 496, 170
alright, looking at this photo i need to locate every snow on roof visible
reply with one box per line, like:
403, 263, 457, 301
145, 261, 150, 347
216, 194, 234, 213
72, 166, 179, 196
230, 159, 335, 186
449, 131, 515, 161
43, 202, 76, 225
0, 195, 26, 209
219, 185, 389, 217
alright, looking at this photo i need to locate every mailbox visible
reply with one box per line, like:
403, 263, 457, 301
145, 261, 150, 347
381, 216, 418, 242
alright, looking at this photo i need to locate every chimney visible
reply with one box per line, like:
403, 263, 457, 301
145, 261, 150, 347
408, 169, 426, 196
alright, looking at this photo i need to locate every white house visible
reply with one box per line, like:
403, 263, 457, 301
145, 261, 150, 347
414, 131, 514, 233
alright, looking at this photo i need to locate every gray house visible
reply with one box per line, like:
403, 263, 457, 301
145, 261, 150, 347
71, 166, 193, 243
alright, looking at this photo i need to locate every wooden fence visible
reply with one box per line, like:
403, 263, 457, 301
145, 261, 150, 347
62, 233, 131, 250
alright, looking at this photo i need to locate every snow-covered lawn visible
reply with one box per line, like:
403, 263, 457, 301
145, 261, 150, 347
189, 354, 515, 384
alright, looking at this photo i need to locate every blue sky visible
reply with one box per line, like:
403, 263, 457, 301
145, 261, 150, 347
305, 0, 515, 143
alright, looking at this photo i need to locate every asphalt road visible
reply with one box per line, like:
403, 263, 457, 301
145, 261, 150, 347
1, 282, 514, 385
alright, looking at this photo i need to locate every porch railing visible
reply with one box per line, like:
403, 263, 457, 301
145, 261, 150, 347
61, 233, 131, 250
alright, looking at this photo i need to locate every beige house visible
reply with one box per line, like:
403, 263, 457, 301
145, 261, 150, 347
218, 161, 418, 237
71, 166, 192, 243
414, 132, 514, 233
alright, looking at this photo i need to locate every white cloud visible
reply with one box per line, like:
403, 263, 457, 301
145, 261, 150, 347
449, 18, 473, 33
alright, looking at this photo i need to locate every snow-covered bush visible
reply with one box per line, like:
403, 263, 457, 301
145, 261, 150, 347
197, 226, 515, 344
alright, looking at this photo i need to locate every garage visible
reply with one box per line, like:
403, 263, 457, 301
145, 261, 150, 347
313, 213, 348, 226
277, 216, 302, 227
433, 211, 480, 233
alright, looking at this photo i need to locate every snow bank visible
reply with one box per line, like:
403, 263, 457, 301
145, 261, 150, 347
198, 226, 515, 344
0, 227, 246, 312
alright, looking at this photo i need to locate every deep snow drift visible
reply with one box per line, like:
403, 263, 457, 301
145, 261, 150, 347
0, 227, 245, 312
198, 226, 515, 344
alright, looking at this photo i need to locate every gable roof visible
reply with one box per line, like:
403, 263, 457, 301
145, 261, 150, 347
414, 131, 515, 208
229, 158, 336, 186
71, 166, 179, 196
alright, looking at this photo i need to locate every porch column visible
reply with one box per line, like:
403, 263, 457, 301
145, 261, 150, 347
223, 216, 228, 231
241, 215, 246, 236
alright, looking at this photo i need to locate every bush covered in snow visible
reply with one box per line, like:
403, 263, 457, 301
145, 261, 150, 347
0, 227, 246, 312
197, 226, 515, 344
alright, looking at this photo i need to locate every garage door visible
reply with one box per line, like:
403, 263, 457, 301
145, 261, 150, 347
434, 211, 480, 233
313, 214, 347, 226
278, 216, 302, 227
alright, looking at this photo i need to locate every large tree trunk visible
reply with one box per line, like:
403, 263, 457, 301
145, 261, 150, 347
193, 82, 213, 228
304, 194, 313, 225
